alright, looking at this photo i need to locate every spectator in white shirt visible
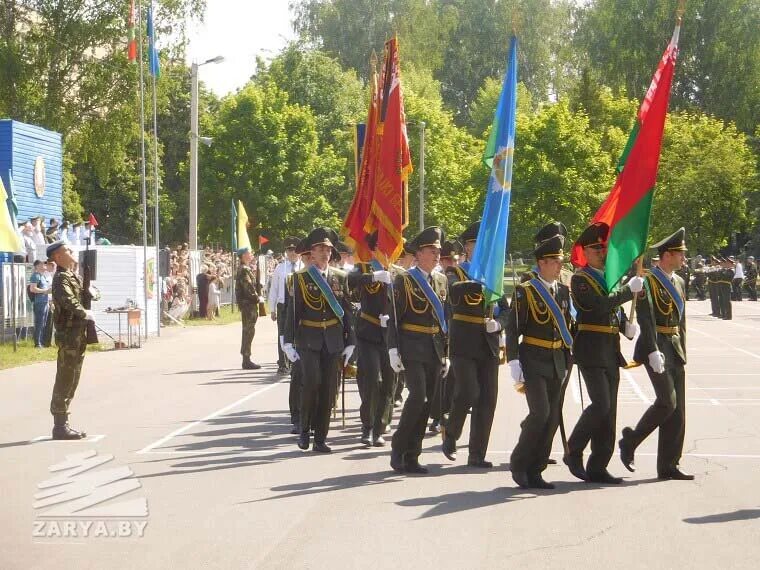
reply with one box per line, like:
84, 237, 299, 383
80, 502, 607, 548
732, 257, 744, 301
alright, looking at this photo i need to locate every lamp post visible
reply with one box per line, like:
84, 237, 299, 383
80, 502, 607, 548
189, 55, 224, 251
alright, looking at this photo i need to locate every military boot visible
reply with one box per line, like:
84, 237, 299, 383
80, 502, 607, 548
52, 414, 87, 440
242, 357, 261, 370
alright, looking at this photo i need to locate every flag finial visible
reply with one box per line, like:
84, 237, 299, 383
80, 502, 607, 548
676, 0, 687, 23
511, 9, 523, 36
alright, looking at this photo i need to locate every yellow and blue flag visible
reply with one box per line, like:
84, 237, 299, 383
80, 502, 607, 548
469, 36, 518, 303
0, 173, 23, 253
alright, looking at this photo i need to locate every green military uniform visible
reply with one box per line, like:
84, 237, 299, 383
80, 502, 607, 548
284, 228, 355, 452
620, 228, 692, 480
507, 234, 573, 489
236, 255, 261, 369
388, 227, 449, 474
692, 262, 707, 300
716, 260, 733, 319
745, 258, 758, 301
566, 222, 634, 483
707, 261, 720, 316
441, 222, 503, 468
348, 259, 395, 445
49, 243, 89, 439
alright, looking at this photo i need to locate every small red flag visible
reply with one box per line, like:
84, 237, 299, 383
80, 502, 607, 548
258, 235, 269, 246
88, 213, 99, 227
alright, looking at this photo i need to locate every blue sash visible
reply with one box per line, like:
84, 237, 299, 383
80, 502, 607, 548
307, 266, 344, 319
527, 278, 573, 348
408, 267, 447, 334
650, 266, 684, 321
581, 266, 608, 294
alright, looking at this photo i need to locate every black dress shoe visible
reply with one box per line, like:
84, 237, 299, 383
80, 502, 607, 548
313, 442, 332, 453
619, 427, 637, 472
442, 436, 457, 461
242, 358, 261, 370
547, 458, 557, 465
563, 454, 589, 481
390, 450, 405, 472
360, 427, 372, 446
467, 459, 493, 468
511, 470, 531, 489
528, 474, 555, 490
405, 460, 429, 474
297, 433, 310, 450
429, 420, 440, 434
658, 468, 694, 481
587, 470, 623, 484
372, 435, 386, 447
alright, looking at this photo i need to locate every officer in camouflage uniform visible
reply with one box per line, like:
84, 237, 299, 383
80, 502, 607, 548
47, 241, 96, 440
236, 246, 262, 370
619, 228, 694, 480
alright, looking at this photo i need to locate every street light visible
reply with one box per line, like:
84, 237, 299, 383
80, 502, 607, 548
189, 55, 225, 251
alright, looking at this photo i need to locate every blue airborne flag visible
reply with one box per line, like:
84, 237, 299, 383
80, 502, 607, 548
468, 36, 518, 304
147, 3, 160, 77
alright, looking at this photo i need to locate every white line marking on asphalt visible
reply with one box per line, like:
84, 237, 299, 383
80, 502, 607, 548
30, 435, 105, 443
488, 451, 760, 459
690, 327, 760, 360
688, 374, 760, 377
710, 399, 720, 406
688, 387, 760, 390
622, 369, 652, 404
136, 377, 288, 454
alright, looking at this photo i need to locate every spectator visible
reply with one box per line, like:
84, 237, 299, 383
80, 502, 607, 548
20, 222, 37, 263
207, 272, 222, 320
29, 260, 52, 348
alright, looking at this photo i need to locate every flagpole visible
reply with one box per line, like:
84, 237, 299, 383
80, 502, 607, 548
137, 0, 149, 340
150, 3, 161, 338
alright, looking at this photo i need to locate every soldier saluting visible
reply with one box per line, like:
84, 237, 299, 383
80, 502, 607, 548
564, 222, 644, 484
387, 227, 450, 474
619, 228, 693, 481
46, 241, 96, 440
283, 228, 355, 453
236, 246, 262, 370
506, 233, 573, 489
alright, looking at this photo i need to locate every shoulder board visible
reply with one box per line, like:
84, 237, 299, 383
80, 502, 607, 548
330, 267, 347, 278
295, 268, 309, 275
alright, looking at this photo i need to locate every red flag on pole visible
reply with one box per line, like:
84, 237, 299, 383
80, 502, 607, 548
258, 235, 269, 246
342, 53, 380, 262
364, 37, 412, 266
88, 213, 99, 227
127, 0, 137, 62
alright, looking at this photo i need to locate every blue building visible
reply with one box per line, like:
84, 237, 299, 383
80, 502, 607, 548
0, 119, 63, 227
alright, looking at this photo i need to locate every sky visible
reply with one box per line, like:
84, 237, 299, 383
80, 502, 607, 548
186, 1, 295, 97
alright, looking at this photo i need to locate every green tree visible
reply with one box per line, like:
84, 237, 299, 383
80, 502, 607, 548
197, 82, 348, 248
652, 113, 757, 254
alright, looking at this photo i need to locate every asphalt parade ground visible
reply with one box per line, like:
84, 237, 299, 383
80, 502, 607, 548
1, 299, 759, 569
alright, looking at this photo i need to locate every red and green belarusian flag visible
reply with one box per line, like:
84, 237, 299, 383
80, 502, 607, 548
127, 0, 137, 61
571, 18, 682, 287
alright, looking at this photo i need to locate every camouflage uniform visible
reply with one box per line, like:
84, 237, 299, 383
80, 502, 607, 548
50, 267, 88, 430
236, 264, 260, 363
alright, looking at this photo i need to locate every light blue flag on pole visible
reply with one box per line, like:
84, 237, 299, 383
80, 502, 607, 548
147, 3, 160, 77
468, 36, 518, 304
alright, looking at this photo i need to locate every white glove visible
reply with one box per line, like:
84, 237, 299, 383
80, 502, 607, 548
342, 345, 355, 368
627, 276, 645, 293
379, 314, 390, 328
648, 350, 665, 374
372, 270, 392, 284
388, 348, 405, 373
508, 360, 523, 384
442, 357, 451, 377
84, 310, 95, 322
258, 296, 266, 303
485, 318, 501, 333
283, 343, 300, 363
624, 321, 640, 340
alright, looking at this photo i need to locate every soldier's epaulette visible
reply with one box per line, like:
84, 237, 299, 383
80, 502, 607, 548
330, 267, 347, 278
390, 264, 407, 276
295, 268, 309, 275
